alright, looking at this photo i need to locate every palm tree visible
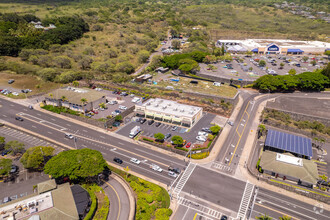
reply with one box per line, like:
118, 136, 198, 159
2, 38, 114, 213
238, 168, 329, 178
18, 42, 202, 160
279, 216, 292, 220
256, 213, 273, 220
80, 98, 87, 112
49, 93, 54, 106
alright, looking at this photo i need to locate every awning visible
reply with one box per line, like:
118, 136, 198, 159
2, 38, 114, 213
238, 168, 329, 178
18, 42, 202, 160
154, 114, 163, 118
251, 48, 258, 52
287, 49, 304, 53
172, 118, 181, 122
163, 116, 172, 120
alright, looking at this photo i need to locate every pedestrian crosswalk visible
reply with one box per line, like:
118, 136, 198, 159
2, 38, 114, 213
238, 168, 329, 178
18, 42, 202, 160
173, 163, 196, 196
237, 181, 255, 220
212, 162, 232, 173
178, 197, 223, 219
0, 126, 62, 153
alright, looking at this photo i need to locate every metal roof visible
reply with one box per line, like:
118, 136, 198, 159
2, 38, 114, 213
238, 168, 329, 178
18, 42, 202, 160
265, 129, 312, 157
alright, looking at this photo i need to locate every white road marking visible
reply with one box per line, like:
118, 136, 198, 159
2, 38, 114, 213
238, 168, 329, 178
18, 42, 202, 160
37, 114, 41, 116
32, 125, 36, 128
51, 118, 55, 121
118, 142, 124, 145
100, 136, 105, 139
83, 130, 88, 132
2, 115, 7, 117
47, 131, 52, 134
10, 104, 14, 107
66, 124, 71, 126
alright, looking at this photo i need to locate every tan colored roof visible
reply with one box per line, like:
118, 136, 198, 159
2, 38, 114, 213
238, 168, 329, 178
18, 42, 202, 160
37, 179, 57, 194
38, 183, 79, 220
260, 151, 319, 184
48, 87, 106, 105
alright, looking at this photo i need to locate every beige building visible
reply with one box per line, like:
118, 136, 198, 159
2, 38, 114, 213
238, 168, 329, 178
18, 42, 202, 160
135, 98, 203, 128
45, 87, 106, 113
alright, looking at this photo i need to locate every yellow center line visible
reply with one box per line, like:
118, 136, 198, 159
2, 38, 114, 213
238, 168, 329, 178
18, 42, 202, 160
192, 213, 198, 220
255, 203, 297, 220
229, 102, 250, 165
16, 114, 170, 167
103, 180, 121, 220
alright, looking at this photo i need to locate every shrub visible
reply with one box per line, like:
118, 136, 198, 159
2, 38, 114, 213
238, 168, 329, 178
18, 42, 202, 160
189, 152, 209, 159
83, 185, 97, 220
143, 137, 154, 142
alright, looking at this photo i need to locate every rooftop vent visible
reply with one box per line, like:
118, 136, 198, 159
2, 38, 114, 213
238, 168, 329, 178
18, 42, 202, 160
180, 109, 184, 112
173, 108, 178, 111
162, 106, 167, 109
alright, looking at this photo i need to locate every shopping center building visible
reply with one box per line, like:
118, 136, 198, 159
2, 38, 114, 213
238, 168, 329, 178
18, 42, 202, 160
135, 98, 203, 128
217, 39, 330, 55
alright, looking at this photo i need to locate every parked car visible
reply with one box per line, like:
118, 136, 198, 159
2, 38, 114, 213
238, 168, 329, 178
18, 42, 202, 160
119, 105, 127, 110
155, 122, 161, 127
168, 171, 178, 178
12, 92, 19, 96
221, 215, 228, 220
165, 133, 171, 139
112, 121, 121, 127
15, 116, 23, 121
10, 165, 18, 173
168, 166, 181, 174
65, 133, 74, 139
28, 105, 33, 109
228, 121, 234, 126
185, 142, 192, 148
198, 131, 208, 137
196, 136, 207, 142
130, 158, 141, 165
112, 111, 119, 116
140, 118, 147, 124
91, 110, 98, 114
148, 120, 154, 125
172, 126, 178, 131
114, 157, 123, 164
3, 197, 11, 203
201, 127, 212, 133
114, 109, 121, 114
8, 79, 15, 84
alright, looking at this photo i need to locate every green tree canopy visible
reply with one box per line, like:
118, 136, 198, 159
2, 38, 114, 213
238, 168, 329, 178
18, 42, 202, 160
210, 125, 221, 134
288, 68, 296, 75
256, 213, 273, 220
5, 140, 25, 156
20, 146, 55, 170
44, 148, 108, 181
259, 60, 266, 67
137, 50, 150, 64
171, 135, 183, 146
115, 115, 122, 122
154, 133, 165, 141
0, 136, 5, 145
0, 158, 12, 176
279, 216, 292, 220
171, 40, 181, 49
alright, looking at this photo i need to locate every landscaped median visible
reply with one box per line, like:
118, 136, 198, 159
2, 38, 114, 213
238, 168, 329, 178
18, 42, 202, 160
109, 165, 172, 220
83, 184, 110, 220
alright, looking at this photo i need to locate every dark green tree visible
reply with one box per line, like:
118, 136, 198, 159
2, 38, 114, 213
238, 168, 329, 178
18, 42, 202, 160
0, 159, 12, 176
210, 125, 221, 134
154, 133, 165, 141
171, 135, 183, 146
44, 148, 108, 182
115, 115, 122, 122
259, 60, 266, 67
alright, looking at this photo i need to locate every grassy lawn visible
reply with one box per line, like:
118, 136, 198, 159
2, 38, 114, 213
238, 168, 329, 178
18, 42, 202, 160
152, 76, 238, 98
0, 71, 60, 98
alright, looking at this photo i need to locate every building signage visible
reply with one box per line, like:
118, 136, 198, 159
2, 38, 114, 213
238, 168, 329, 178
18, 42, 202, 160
268, 44, 279, 51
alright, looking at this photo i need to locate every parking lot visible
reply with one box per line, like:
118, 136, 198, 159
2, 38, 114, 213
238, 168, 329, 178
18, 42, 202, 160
87, 89, 142, 120
199, 55, 326, 82
0, 126, 62, 204
116, 113, 217, 147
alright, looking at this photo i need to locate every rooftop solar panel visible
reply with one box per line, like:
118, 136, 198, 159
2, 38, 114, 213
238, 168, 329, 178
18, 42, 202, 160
265, 129, 312, 157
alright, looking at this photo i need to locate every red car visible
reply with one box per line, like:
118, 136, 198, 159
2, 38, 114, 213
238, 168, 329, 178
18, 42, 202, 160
186, 142, 192, 148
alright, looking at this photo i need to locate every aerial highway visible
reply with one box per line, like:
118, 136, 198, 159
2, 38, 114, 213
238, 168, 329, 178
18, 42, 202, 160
1, 92, 329, 219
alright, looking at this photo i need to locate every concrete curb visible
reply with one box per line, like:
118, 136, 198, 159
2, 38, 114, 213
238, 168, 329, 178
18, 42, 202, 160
110, 172, 136, 220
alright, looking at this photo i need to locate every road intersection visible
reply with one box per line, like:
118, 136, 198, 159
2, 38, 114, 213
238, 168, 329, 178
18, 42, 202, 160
1, 92, 329, 219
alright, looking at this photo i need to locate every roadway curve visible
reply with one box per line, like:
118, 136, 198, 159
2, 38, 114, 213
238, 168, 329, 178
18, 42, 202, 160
102, 175, 131, 220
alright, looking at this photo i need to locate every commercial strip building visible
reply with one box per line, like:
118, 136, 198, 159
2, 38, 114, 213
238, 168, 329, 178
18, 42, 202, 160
0, 179, 90, 220
45, 87, 106, 113
135, 98, 203, 128
217, 39, 330, 55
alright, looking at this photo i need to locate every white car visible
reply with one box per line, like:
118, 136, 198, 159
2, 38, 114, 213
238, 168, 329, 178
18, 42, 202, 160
198, 131, 208, 137
151, 164, 163, 172
119, 105, 127, 110
130, 158, 141, 165
168, 171, 178, 178
12, 92, 19, 96
112, 111, 119, 116
196, 136, 207, 142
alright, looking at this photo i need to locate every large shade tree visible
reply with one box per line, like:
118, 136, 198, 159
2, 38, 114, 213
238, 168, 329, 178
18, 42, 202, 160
44, 148, 108, 182
0, 158, 12, 176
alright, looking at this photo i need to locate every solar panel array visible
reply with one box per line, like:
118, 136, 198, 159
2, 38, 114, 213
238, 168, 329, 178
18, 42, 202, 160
265, 129, 312, 157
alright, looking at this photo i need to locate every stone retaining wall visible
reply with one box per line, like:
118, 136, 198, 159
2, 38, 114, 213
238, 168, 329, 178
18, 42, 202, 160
195, 72, 255, 86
